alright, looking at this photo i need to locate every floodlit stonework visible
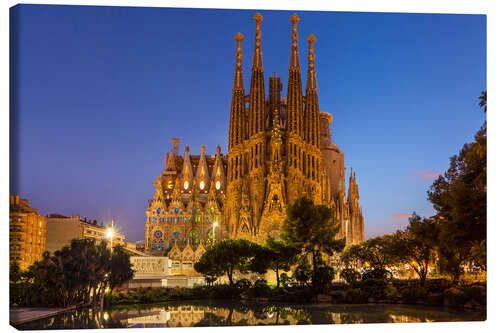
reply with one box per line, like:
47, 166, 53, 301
145, 13, 364, 254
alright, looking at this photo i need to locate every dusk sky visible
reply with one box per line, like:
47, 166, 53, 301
10, 4, 486, 243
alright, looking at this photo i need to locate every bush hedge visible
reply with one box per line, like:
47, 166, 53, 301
107, 278, 485, 310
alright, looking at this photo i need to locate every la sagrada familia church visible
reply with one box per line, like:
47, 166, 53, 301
145, 13, 364, 255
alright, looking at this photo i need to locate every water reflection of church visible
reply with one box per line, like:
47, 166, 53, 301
144, 13, 365, 255
116, 305, 428, 327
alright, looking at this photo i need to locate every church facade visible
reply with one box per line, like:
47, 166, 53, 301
145, 13, 364, 255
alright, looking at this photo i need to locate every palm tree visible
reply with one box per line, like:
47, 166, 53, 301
479, 91, 487, 113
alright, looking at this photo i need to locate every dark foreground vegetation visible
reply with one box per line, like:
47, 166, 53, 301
10, 239, 134, 308
109, 276, 485, 310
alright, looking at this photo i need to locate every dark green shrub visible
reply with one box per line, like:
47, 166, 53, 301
357, 278, 388, 300
330, 282, 349, 291
425, 279, 453, 293
312, 266, 335, 292
329, 290, 346, 303
286, 286, 315, 302
427, 292, 445, 306
340, 268, 361, 285
280, 273, 293, 288
293, 261, 313, 286
384, 283, 401, 301
248, 279, 272, 298
344, 288, 367, 304
462, 285, 486, 305
401, 286, 427, 303
444, 287, 466, 306
207, 284, 241, 299
235, 278, 252, 290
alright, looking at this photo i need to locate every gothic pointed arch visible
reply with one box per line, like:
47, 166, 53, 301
195, 144, 210, 193
211, 145, 226, 193
181, 144, 194, 192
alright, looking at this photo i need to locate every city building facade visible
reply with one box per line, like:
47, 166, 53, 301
145, 13, 364, 254
9, 194, 47, 270
45, 214, 125, 254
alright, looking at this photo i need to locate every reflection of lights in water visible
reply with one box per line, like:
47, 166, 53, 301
267, 312, 274, 318
103, 312, 109, 321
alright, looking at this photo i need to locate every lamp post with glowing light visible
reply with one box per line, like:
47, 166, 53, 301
212, 221, 218, 244
106, 220, 115, 254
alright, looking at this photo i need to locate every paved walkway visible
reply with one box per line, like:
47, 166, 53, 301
10, 306, 78, 325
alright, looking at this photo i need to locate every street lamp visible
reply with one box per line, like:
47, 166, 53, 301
107, 220, 115, 253
212, 221, 218, 244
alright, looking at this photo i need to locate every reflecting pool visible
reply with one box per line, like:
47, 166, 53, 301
14, 300, 486, 330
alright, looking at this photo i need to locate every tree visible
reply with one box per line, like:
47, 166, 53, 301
109, 245, 134, 290
470, 239, 486, 271
428, 115, 486, 282
194, 239, 259, 285
249, 237, 300, 287
342, 235, 399, 271
10, 261, 22, 284
13, 239, 134, 308
392, 213, 439, 286
293, 256, 313, 287
339, 268, 360, 285
479, 91, 486, 113
282, 197, 345, 291
194, 252, 224, 285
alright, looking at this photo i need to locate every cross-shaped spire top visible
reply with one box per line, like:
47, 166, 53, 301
307, 33, 316, 44
235, 32, 244, 42
254, 13, 263, 23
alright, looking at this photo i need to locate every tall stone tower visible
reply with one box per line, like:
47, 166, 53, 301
224, 13, 364, 243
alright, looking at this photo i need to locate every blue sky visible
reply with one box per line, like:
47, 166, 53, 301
10, 4, 486, 243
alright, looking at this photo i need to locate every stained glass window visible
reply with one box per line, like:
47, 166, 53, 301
189, 230, 199, 245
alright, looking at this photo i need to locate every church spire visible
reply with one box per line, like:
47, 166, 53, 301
229, 32, 246, 149
249, 13, 266, 137
181, 144, 194, 192
347, 168, 360, 208
305, 34, 320, 147
286, 13, 304, 138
